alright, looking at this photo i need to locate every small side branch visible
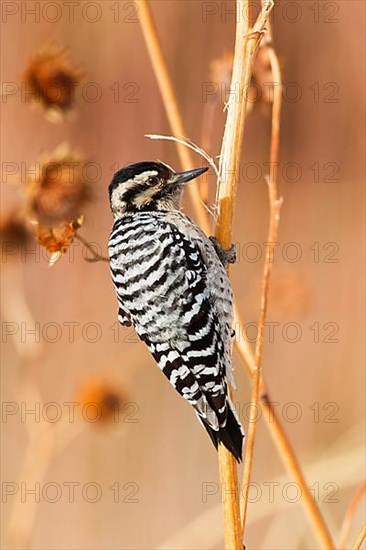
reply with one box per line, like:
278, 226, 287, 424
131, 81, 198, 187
74, 233, 109, 262
241, 184, 282, 535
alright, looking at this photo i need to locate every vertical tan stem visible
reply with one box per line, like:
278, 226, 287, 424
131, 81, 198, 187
216, 0, 274, 247
215, 2, 274, 547
214, 0, 250, 540
217, 445, 243, 549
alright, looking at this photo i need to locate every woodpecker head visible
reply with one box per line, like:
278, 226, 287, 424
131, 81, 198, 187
109, 161, 208, 216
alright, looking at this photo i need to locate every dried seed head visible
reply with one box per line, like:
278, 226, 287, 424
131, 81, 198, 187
77, 379, 127, 426
23, 47, 82, 121
35, 216, 83, 265
26, 143, 90, 227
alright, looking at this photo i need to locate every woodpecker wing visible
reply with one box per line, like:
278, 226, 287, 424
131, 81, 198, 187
109, 212, 242, 460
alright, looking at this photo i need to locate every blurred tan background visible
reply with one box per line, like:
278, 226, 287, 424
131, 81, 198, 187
1, 1, 365, 549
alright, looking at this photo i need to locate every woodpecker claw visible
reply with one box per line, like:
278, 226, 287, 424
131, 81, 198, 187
209, 237, 237, 267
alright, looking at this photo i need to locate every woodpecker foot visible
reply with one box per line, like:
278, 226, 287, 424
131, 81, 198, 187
209, 237, 237, 267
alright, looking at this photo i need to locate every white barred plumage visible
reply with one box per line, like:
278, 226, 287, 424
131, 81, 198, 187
108, 161, 243, 461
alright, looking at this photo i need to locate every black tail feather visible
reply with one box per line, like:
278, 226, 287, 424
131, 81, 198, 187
200, 406, 244, 463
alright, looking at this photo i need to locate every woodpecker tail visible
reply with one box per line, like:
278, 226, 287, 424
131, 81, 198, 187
199, 403, 244, 463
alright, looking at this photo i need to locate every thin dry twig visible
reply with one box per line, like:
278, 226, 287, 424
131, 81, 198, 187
145, 134, 218, 221
241, 184, 282, 537
238, 20, 334, 547
339, 481, 366, 549
200, 96, 219, 205
145, 134, 219, 178
352, 525, 366, 550
240, 18, 282, 540
138, 2, 335, 549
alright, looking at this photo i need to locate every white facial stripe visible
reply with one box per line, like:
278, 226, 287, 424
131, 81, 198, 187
132, 170, 158, 185
111, 168, 182, 214
111, 170, 159, 207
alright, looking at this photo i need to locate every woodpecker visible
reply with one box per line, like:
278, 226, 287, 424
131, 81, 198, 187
108, 161, 243, 461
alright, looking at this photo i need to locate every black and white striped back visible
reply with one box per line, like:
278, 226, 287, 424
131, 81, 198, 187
109, 210, 243, 461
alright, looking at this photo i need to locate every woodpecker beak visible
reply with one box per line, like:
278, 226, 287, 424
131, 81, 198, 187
173, 167, 208, 185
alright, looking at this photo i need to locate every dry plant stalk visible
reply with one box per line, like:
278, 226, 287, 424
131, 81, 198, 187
339, 481, 366, 549
216, 0, 273, 247
240, 29, 282, 541
240, 176, 281, 536
214, 1, 275, 546
138, 1, 335, 549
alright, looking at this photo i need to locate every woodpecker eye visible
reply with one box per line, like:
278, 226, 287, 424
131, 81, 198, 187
148, 176, 159, 186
